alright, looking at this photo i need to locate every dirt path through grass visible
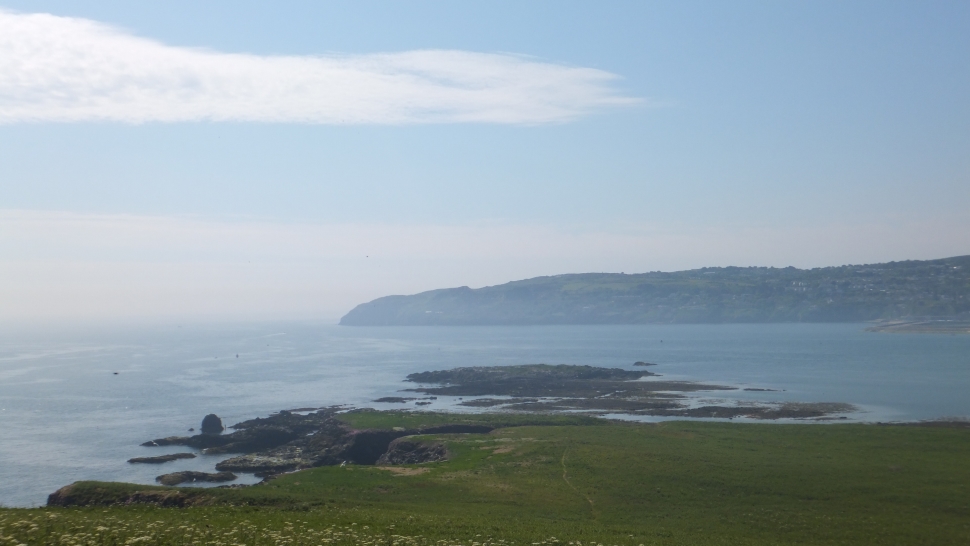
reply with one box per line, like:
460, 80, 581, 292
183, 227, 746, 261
561, 448, 597, 518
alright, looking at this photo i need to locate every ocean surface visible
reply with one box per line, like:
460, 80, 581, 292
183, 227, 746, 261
1, 322, 968, 507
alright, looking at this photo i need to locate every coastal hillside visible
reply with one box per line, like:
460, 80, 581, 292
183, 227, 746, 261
340, 255, 970, 325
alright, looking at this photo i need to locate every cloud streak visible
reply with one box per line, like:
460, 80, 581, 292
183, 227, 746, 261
0, 9, 637, 125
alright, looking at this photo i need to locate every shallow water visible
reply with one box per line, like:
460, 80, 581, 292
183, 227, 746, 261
1, 322, 967, 507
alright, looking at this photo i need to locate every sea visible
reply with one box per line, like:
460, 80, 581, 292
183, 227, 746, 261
1, 322, 968, 508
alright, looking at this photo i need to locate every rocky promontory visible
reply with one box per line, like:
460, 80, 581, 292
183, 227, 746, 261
155, 471, 237, 486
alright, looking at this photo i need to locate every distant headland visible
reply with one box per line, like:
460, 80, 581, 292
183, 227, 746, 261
340, 255, 970, 326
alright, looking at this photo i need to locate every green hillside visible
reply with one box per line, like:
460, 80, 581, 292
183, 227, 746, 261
20, 415, 970, 546
340, 255, 970, 325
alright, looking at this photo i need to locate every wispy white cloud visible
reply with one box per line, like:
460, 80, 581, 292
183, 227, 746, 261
0, 9, 637, 125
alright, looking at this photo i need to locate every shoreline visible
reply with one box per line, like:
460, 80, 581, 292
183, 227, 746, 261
866, 319, 970, 334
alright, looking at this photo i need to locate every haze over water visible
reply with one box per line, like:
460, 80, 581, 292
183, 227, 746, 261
1, 321, 967, 507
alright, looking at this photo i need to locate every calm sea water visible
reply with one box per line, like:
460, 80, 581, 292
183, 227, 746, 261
1, 322, 968, 507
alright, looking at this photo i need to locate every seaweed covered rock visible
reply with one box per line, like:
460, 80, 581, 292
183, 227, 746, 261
128, 453, 196, 464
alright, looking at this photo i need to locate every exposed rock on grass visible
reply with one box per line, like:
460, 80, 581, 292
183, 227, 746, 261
377, 438, 448, 465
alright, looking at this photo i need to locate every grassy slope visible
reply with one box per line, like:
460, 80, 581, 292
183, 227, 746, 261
4, 418, 969, 545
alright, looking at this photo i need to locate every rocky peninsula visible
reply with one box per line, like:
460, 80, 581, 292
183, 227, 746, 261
119, 363, 854, 491
139, 408, 480, 479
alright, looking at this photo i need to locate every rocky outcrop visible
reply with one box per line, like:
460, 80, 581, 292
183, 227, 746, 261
47, 483, 215, 507
143, 420, 310, 453
141, 408, 492, 480
46, 484, 79, 506
213, 425, 412, 475
128, 453, 196, 464
377, 438, 447, 465
201, 414, 225, 434
200, 426, 302, 454
156, 471, 237, 486
215, 454, 303, 476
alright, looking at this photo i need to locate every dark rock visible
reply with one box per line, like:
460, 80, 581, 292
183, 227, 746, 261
46, 484, 78, 506
201, 414, 224, 434
156, 471, 237, 486
128, 453, 196, 464
143, 424, 301, 453
377, 438, 448, 465
633, 361, 657, 366
374, 397, 416, 403
343, 430, 411, 465
201, 426, 301, 454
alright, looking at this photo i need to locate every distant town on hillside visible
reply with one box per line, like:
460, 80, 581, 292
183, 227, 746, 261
340, 255, 970, 326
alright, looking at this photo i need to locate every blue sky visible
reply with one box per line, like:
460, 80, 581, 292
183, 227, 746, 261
1, 1, 968, 321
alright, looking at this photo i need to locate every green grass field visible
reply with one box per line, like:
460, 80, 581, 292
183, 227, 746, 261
3, 416, 969, 545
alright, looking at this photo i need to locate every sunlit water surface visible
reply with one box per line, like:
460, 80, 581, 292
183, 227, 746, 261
1, 322, 967, 507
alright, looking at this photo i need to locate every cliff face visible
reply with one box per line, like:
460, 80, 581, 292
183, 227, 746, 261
340, 255, 970, 326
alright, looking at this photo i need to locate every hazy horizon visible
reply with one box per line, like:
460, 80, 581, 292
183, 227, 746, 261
2, 1, 968, 322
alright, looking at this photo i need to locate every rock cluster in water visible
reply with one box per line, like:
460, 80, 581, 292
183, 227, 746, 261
405, 363, 855, 419
142, 408, 484, 479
